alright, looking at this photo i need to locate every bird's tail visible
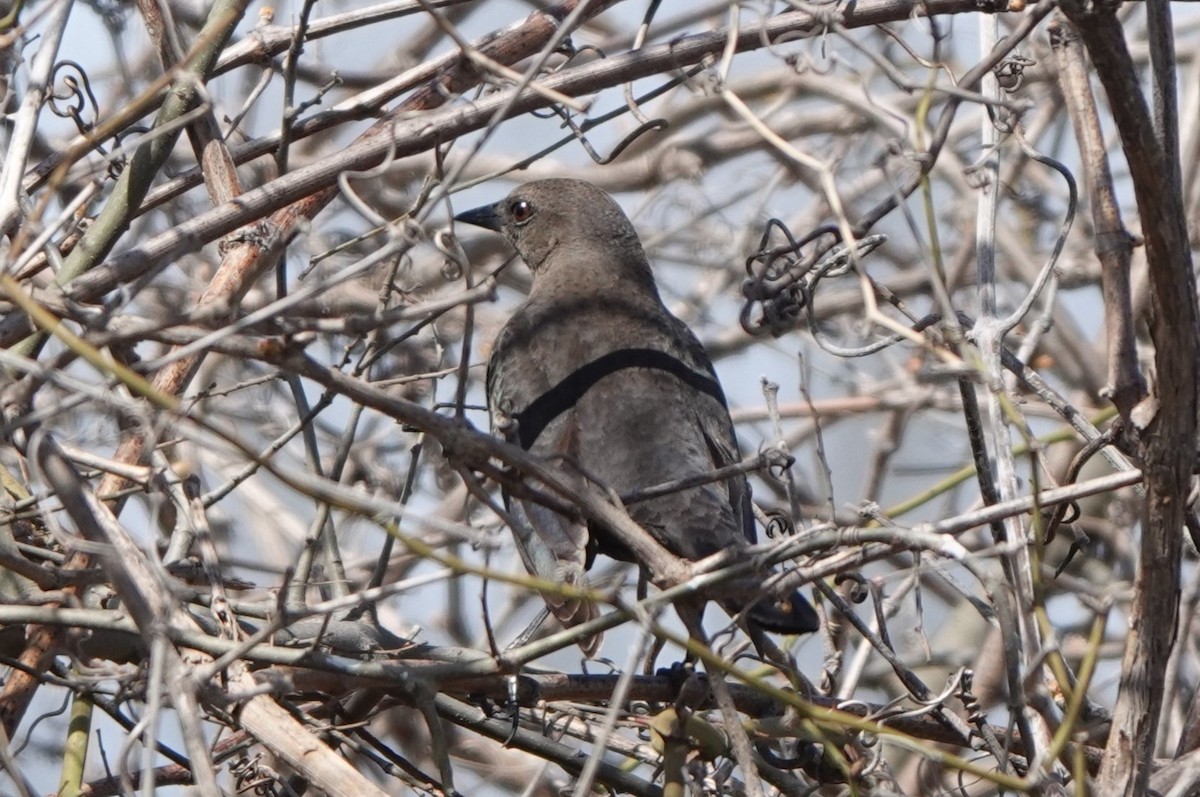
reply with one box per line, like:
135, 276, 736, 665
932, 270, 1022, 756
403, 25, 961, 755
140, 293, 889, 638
541, 565, 602, 657
741, 589, 820, 635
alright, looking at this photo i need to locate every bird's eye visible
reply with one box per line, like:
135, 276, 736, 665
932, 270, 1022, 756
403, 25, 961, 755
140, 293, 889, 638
510, 200, 533, 224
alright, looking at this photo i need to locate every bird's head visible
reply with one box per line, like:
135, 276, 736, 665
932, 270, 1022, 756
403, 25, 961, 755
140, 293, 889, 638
455, 179, 650, 283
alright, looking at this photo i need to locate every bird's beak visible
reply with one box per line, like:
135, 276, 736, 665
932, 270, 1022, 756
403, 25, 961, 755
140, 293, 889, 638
454, 202, 503, 232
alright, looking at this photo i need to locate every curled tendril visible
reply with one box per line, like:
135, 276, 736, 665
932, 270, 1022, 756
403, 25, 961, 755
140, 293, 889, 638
529, 43, 602, 118
957, 669, 982, 723
580, 656, 619, 675
741, 217, 889, 338
742, 216, 944, 359
546, 103, 668, 165
995, 54, 1036, 92
743, 219, 839, 295
552, 41, 607, 69
542, 707, 575, 743
1043, 421, 1120, 569
48, 60, 100, 136
833, 572, 870, 604
104, 125, 151, 179
48, 60, 136, 179
529, 104, 562, 120
526, 40, 669, 164
763, 509, 795, 539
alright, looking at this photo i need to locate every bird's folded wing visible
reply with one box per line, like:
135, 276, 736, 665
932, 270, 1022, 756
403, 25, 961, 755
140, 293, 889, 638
666, 315, 760, 545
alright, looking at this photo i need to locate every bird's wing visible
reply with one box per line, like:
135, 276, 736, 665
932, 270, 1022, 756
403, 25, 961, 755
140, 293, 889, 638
658, 320, 820, 634
695, 405, 758, 545
489, 317, 599, 650
664, 314, 759, 545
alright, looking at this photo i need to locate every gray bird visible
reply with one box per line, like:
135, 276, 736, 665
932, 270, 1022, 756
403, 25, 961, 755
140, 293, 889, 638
456, 179, 818, 653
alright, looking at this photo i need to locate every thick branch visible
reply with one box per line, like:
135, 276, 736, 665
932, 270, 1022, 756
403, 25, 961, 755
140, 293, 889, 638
1060, 4, 1199, 794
